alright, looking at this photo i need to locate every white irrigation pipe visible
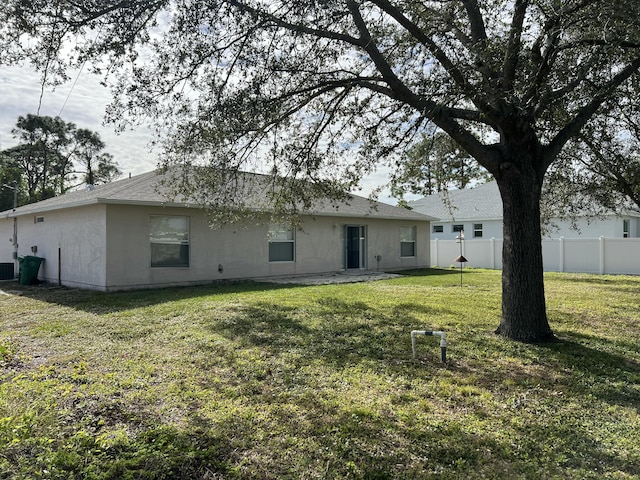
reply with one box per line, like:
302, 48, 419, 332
411, 330, 447, 363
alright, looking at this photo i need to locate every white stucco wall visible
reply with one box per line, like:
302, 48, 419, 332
104, 204, 431, 291
430, 215, 638, 241
429, 219, 502, 241
1, 205, 108, 288
546, 216, 632, 238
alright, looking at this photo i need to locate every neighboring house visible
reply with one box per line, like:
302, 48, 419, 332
409, 181, 640, 240
0, 170, 436, 291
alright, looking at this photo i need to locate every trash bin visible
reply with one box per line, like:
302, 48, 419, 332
18, 256, 44, 285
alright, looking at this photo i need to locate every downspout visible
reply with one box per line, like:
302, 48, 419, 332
411, 330, 447, 363
11, 212, 18, 280
13, 216, 18, 272
10, 182, 18, 277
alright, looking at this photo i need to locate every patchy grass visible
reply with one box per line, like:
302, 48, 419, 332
0, 269, 639, 479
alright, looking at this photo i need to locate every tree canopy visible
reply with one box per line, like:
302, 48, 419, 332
0, 114, 121, 207
391, 131, 492, 198
544, 102, 640, 226
3, 0, 640, 341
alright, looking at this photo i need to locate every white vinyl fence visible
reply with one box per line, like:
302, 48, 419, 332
431, 237, 640, 275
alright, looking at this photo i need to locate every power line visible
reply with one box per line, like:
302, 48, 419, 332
58, 62, 87, 117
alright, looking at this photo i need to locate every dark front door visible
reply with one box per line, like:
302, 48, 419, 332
346, 226, 365, 269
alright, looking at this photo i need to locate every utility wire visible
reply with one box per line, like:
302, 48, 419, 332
58, 62, 87, 117
36, 20, 103, 118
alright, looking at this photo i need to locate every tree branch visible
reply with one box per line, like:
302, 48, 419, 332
461, 0, 488, 43
367, 0, 457, 78
227, 0, 363, 47
502, 0, 529, 93
543, 55, 640, 170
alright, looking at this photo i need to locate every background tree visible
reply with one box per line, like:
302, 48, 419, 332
1, 115, 120, 205
10, 114, 72, 201
67, 129, 121, 187
391, 131, 492, 198
4, 1, 640, 342
0, 152, 24, 211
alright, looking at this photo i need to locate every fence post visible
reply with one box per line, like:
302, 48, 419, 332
559, 237, 564, 272
433, 238, 438, 267
599, 236, 605, 274
490, 237, 496, 269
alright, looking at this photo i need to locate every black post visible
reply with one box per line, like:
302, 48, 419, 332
12, 181, 17, 211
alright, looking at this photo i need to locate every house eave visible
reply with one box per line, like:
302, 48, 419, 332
1, 198, 195, 217
98, 198, 196, 209
1, 198, 435, 223
307, 210, 435, 222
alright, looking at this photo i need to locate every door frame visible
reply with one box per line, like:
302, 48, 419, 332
344, 224, 367, 270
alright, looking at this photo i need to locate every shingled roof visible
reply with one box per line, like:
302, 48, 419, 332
2, 169, 435, 222
409, 181, 640, 221
408, 181, 502, 221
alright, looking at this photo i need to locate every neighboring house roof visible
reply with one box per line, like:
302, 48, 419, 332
409, 181, 640, 222
1, 170, 436, 222
408, 181, 502, 222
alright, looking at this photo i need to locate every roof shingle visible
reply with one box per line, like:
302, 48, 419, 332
408, 181, 502, 221
2, 170, 435, 222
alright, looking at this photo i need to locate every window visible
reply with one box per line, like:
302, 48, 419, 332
150, 215, 190, 267
34, 216, 44, 223
400, 226, 416, 257
473, 223, 483, 238
623, 219, 630, 238
268, 224, 295, 262
432, 225, 443, 233
452, 224, 464, 233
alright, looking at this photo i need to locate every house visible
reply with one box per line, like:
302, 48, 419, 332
0, 170, 436, 291
409, 181, 640, 240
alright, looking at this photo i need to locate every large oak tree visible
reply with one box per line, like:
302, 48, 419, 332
3, 0, 640, 341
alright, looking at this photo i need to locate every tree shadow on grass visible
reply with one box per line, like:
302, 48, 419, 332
203, 301, 312, 350
25, 375, 638, 480
4, 280, 294, 314
551, 273, 640, 294
536, 332, 640, 411
4, 267, 466, 316
454, 328, 640, 414
395, 267, 462, 277
5, 267, 456, 315
201, 296, 455, 371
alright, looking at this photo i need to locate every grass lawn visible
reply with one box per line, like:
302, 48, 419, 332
1, 268, 639, 479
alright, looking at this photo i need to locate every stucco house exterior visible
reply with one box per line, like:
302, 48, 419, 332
409, 181, 640, 240
0, 170, 435, 291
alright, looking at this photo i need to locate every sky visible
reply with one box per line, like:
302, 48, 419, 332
0, 63, 408, 204
0, 64, 158, 178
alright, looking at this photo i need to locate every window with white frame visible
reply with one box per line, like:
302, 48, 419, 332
473, 223, 483, 238
400, 226, 416, 257
452, 224, 464, 233
268, 224, 295, 262
432, 225, 443, 233
150, 215, 190, 267
623, 219, 630, 238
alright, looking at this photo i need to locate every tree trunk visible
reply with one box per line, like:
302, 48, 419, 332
494, 166, 555, 342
